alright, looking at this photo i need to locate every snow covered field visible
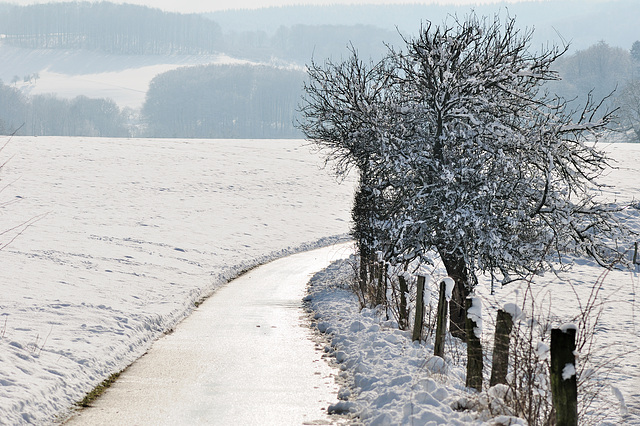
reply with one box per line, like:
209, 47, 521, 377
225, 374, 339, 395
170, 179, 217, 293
0, 136, 638, 425
0, 136, 355, 424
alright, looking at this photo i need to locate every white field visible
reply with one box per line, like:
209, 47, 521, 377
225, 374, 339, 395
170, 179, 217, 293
0, 136, 355, 424
0, 136, 638, 425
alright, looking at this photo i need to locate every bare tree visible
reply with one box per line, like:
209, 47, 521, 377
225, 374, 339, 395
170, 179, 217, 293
299, 13, 633, 390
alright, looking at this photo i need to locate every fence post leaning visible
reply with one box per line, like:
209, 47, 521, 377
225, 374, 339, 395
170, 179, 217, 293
412, 275, 426, 341
550, 326, 578, 426
434, 280, 448, 357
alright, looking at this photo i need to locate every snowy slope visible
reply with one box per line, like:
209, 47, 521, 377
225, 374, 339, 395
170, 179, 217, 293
0, 46, 258, 108
0, 136, 355, 425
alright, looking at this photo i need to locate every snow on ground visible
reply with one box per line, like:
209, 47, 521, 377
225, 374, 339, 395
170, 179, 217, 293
0, 136, 355, 425
305, 143, 640, 425
0, 136, 637, 425
307, 257, 520, 425
0, 45, 258, 108
307, 253, 640, 425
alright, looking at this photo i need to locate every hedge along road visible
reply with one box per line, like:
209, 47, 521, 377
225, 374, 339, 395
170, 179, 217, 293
64, 242, 354, 425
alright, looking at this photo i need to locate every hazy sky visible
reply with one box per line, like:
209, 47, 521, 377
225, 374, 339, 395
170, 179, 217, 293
6, 0, 529, 14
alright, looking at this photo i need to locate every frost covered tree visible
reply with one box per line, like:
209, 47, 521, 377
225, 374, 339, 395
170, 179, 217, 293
299, 14, 632, 348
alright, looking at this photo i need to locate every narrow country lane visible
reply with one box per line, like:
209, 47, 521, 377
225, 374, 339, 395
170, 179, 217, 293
64, 243, 354, 425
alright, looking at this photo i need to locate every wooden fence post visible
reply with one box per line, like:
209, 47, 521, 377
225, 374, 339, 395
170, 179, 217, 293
398, 274, 409, 330
489, 309, 513, 387
434, 280, 448, 357
412, 275, 426, 341
465, 296, 483, 391
550, 327, 578, 426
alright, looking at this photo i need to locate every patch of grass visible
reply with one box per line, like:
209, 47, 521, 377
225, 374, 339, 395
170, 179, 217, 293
76, 371, 122, 407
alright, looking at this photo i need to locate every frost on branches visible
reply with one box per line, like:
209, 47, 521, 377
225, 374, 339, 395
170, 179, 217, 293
298, 13, 633, 346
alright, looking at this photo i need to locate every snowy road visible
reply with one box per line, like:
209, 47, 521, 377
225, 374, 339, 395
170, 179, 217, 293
64, 242, 354, 425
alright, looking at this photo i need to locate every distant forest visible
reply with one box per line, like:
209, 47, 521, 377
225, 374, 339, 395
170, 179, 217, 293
1, 1, 640, 139
142, 64, 305, 139
0, 3, 223, 54
0, 2, 395, 63
0, 82, 130, 137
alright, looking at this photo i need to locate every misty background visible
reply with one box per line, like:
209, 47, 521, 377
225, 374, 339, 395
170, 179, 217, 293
1, 0, 639, 140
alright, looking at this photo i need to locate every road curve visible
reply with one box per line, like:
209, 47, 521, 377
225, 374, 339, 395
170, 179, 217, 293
65, 242, 354, 425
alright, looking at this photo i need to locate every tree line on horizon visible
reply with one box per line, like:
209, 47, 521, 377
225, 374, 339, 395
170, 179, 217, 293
0, 2, 396, 63
0, 63, 306, 138
0, 83, 130, 137
0, 2, 222, 55
3, 39, 640, 141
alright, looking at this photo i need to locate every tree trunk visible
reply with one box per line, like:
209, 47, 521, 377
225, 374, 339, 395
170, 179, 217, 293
434, 280, 448, 358
490, 309, 513, 387
439, 249, 473, 340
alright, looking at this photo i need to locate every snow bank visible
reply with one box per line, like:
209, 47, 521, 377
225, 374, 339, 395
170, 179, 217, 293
306, 251, 638, 424
307, 258, 499, 425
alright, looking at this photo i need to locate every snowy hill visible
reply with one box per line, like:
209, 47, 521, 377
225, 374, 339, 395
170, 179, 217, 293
0, 45, 255, 109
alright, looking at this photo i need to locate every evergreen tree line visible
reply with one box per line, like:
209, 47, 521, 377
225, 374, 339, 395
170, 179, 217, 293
0, 64, 306, 138
0, 2, 394, 63
0, 2, 223, 54
141, 64, 305, 139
